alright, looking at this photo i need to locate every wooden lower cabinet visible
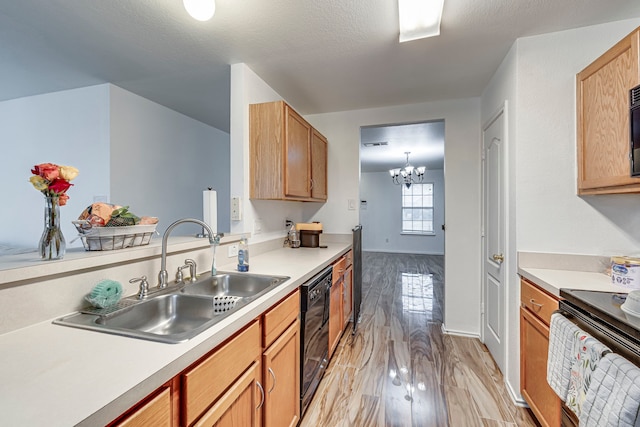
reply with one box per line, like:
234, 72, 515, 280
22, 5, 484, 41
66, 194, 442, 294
263, 319, 300, 427
183, 321, 261, 426
520, 278, 561, 427
114, 387, 172, 427
329, 277, 343, 358
110, 288, 303, 427
342, 265, 353, 327
193, 361, 262, 427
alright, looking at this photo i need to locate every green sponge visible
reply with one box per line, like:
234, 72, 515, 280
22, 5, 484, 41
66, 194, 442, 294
85, 279, 123, 308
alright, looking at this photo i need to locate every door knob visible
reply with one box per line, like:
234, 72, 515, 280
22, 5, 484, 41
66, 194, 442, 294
492, 253, 504, 263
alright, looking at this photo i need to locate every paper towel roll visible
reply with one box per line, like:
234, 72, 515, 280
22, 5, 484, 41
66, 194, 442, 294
203, 190, 217, 234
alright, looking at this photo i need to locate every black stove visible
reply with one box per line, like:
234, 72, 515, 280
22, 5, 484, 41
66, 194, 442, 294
558, 289, 640, 426
559, 289, 640, 355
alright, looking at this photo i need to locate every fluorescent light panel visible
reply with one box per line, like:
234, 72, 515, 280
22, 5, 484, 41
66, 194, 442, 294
398, 0, 444, 43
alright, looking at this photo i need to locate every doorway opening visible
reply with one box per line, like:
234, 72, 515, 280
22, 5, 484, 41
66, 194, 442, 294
358, 119, 446, 323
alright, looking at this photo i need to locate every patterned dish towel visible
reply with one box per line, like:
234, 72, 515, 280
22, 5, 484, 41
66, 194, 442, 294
566, 330, 610, 417
580, 353, 640, 427
547, 313, 582, 401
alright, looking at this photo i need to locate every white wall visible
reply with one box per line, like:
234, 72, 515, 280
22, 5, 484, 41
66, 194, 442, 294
229, 64, 312, 242
109, 85, 231, 236
0, 83, 231, 250
306, 98, 482, 335
516, 19, 640, 255
0, 85, 110, 248
360, 170, 445, 254
480, 17, 640, 401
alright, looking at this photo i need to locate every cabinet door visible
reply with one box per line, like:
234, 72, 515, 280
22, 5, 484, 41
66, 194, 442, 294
263, 319, 300, 427
284, 106, 311, 198
329, 279, 343, 358
342, 266, 353, 329
577, 29, 640, 194
183, 321, 261, 426
310, 129, 328, 200
115, 387, 172, 427
193, 361, 263, 427
520, 307, 561, 427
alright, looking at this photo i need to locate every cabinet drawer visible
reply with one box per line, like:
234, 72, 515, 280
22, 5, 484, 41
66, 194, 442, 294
344, 250, 353, 268
183, 320, 261, 426
115, 387, 171, 427
520, 278, 559, 326
332, 257, 346, 285
263, 289, 300, 348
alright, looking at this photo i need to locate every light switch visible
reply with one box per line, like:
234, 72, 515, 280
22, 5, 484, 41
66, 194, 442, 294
348, 199, 356, 210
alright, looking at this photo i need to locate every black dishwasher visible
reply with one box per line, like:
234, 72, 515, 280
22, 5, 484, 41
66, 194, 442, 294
299, 265, 332, 415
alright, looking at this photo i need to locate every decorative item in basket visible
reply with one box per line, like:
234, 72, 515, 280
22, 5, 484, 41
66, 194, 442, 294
74, 203, 158, 251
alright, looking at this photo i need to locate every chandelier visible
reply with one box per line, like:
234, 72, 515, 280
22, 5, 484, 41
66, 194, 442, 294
389, 152, 426, 188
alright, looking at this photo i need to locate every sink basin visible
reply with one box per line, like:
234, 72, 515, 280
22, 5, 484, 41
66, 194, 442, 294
180, 271, 290, 299
54, 293, 244, 344
96, 294, 218, 336
54, 273, 290, 344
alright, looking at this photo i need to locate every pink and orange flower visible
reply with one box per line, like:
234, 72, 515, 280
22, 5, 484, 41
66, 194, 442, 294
30, 163, 78, 206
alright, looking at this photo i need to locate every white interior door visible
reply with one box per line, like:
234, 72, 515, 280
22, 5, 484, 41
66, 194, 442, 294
482, 108, 505, 372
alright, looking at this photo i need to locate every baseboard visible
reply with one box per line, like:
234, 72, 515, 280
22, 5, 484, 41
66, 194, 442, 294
363, 249, 445, 256
505, 380, 528, 407
440, 323, 480, 339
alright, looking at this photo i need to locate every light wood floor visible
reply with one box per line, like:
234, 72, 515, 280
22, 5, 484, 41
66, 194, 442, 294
300, 252, 538, 427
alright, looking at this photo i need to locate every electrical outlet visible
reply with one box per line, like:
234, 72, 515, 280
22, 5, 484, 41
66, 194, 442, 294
228, 244, 239, 257
231, 197, 242, 221
254, 219, 263, 234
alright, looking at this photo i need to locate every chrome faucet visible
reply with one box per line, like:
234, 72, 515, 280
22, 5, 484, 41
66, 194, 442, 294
158, 218, 223, 289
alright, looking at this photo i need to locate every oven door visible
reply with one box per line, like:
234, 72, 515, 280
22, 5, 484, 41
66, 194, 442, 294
558, 300, 640, 426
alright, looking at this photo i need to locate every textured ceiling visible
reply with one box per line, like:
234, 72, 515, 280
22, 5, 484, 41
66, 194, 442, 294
2, 0, 640, 135
360, 121, 445, 173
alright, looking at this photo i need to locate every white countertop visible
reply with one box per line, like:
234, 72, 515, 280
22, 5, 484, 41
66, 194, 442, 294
518, 267, 633, 297
0, 243, 350, 426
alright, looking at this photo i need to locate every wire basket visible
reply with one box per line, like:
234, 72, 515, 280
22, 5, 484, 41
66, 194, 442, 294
72, 221, 158, 251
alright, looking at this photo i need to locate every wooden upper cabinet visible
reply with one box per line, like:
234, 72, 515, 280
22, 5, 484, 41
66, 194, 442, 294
284, 107, 311, 198
577, 27, 640, 194
250, 100, 328, 202
311, 129, 328, 200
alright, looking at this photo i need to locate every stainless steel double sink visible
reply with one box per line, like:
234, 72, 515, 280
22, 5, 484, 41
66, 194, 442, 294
54, 271, 290, 344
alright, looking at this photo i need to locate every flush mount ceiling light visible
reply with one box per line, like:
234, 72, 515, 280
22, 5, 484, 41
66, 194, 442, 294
398, 0, 444, 43
389, 152, 426, 188
183, 0, 216, 21
362, 141, 389, 147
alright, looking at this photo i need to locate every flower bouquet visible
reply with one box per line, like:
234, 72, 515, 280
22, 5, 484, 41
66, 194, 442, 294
29, 163, 79, 259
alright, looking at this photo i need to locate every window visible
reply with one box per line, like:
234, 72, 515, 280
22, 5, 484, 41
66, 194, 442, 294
402, 183, 434, 234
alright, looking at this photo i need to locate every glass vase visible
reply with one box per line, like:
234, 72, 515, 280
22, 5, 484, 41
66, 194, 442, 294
39, 195, 66, 260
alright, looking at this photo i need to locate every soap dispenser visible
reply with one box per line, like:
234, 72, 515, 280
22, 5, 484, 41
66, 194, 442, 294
237, 235, 249, 272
